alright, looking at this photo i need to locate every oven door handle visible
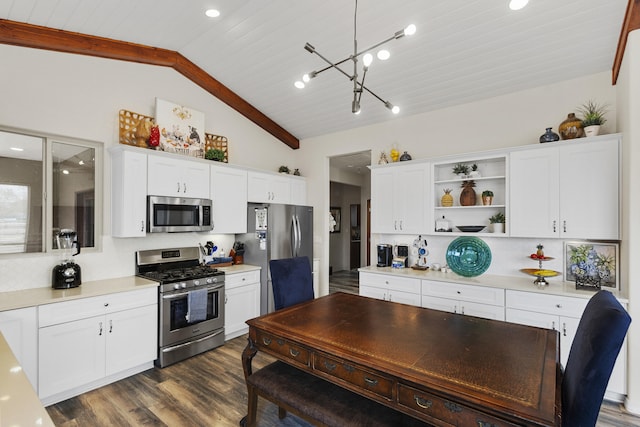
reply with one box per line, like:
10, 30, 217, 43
160, 329, 225, 353
161, 284, 223, 300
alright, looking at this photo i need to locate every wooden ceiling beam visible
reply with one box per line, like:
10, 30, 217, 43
613, 0, 640, 84
0, 19, 300, 149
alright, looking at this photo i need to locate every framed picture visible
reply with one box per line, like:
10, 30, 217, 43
564, 241, 619, 290
329, 207, 341, 233
155, 98, 205, 158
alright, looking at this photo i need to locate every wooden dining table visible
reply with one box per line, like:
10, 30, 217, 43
242, 292, 561, 426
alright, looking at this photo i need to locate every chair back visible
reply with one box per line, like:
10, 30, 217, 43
562, 290, 631, 427
269, 256, 314, 310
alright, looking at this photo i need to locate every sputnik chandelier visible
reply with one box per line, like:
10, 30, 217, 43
294, 0, 416, 115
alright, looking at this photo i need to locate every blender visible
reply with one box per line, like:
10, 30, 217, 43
52, 229, 82, 289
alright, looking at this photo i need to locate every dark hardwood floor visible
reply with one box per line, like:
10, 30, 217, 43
47, 305, 639, 426
328, 269, 359, 295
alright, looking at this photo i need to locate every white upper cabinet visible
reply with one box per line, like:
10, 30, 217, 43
371, 162, 429, 234
147, 153, 210, 199
510, 136, 620, 239
210, 164, 248, 233
289, 176, 307, 205
247, 171, 291, 203
111, 147, 147, 237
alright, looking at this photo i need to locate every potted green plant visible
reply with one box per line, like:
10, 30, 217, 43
278, 165, 290, 174
469, 163, 480, 178
481, 190, 494, 205
489, 212, 505, 233
577, 100, 608, 137
205, 148, 225, 162
452, 163, 469, 178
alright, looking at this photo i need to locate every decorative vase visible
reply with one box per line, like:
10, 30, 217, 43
539, 127, 560, 143
293, 168, 301, 176
378, 151, 389, 164
441, 189, 454, 207
559, 113, 583, 140
583, 125, 601, 137
399, 151, 412, 161
459, 181, 476, 206
482, 196, 493, 206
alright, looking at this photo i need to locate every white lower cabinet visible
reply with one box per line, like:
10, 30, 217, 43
0, 307, 38, 390
421, 280, 505, 321
506, 290, 627, 399
38, 288, 157, 404
224, 269, 261, 340
359, 272, 421, 307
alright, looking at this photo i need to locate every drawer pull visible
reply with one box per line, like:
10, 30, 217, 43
277, 339, 284, 346
343, 364, 355, 373
444, 401, 462, 413
364, 377, 379, 387
289, 348, 300, 357
414, 395, 432, 409
477, 421, 498, 427
262, 337, 272, 346
324, 361, 337, 371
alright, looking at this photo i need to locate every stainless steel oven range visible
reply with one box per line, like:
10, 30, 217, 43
136, 247, 225, 368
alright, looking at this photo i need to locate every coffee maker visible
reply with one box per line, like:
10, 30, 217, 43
393, 245, 409, 268
52, 229, 82, 289
377, 244, 393, 267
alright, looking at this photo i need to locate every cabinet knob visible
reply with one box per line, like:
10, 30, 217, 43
563, 220, 567, 233
556, 304, 561, 308
141, 221, 145, 232
553, 220, 557, 233
183, 183, 187, 193
177, 182, 181, 192
104, 303, 109, 307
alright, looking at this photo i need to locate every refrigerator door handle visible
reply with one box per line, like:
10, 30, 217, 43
296, 215, 302, 252
290, 215, 297, 257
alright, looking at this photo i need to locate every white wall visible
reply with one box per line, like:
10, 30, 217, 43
0, 44, 296, 291
616, 29, 640, 414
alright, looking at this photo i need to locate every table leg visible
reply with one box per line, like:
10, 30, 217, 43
240, 336, 258, 427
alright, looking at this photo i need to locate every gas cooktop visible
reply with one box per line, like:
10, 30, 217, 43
140, 265, 223, 284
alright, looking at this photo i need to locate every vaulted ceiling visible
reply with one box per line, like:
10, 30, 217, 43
0, 0, 633, 149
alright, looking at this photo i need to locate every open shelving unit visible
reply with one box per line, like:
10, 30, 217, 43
433, 155, 507, 236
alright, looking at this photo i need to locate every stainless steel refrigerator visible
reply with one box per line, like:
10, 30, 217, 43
237, 203, 313, 314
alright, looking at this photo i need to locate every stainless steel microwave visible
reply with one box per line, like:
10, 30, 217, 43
147, 195, 213, 233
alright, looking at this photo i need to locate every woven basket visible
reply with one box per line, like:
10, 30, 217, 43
118, 109, 154, 148
204, 134, 229, 163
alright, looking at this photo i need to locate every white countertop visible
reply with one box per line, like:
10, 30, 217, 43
358, 265, 627, 302
0, 276, 159, 312
0, 332, 54, 426
217, 264, 261, 274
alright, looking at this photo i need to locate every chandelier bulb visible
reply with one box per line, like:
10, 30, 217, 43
404, 24, 416, 36
352, 100, 361, 114
363, 53, 373, 68
302, 74, 310, 83
294, 81, 305, 89
377, 50, 390, 61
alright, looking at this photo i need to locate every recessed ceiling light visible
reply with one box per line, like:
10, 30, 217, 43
205, 9, 220, 18
509, 0, 528, 10
10, 147, 24, 151
62, 170, 69, 175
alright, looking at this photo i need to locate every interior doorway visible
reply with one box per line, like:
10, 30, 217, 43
328, 151, 371, 295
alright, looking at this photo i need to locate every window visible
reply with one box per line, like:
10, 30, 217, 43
0, 184, 30, 254
0, 128, 102, 254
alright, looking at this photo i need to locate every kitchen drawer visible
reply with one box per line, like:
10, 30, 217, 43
359, 272, 421, 294
104, 288, 157, 313
313, 352, 393, 400
225, 270, 260, 289
39, 288, 157, 327
422, 280, 504, 306
398, 383, 518, 427
255, 331, 310, 366
506, 290, 588, 318
39, 295, 107, 327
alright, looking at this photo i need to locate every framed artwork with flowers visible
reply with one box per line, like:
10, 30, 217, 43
564, 241, 619, 291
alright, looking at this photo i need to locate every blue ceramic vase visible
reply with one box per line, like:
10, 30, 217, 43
539, 127, 560, 143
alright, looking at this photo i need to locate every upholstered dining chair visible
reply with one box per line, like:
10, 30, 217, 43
561, 290, 631, 427
269, 256, 314, 310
